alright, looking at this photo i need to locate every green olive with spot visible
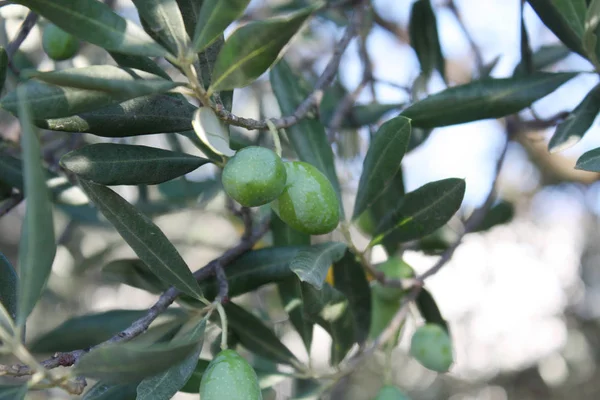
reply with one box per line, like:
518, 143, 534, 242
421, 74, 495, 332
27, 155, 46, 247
199, 349, 262, 400
42, 24, 79, 61
410, 323, 454, 373
221, 146, 287, 207
373, 385, 411, 400
270, 161, 340, 235
371, 257, 415, 302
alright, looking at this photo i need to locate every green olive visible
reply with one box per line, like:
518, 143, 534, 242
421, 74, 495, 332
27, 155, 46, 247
199, 349, 262, 400
371, 257, 414, 302
221, 146, 287, 207
270, 161, 340, 235
42, 24, 79, 61
410, 323, 454, 373
373, 385, 411, 400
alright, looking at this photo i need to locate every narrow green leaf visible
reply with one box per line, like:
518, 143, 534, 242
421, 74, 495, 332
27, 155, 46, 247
0, 253, 17, 323
371, 178, 466, 248
75, 332, 203, 383
1, 79, 176, 121
199, 246, 302, 300
583, 0, 600, 68
512, 45, 571, 76
549, 83, 600, 152
192, 0, 251, 52
12, 0, 170, 58
176, 0, 202, 38
575, 146, 600, 171
77, 179, 203, 299
224, 302, 299, 366
290, 242, 347, 289
415, 288, 449, 333
0, 154, 88, 206
102, 259, 167, 294
301, 283, 355, 365
26, 66, 180, 95
133, 0, 189, 56
332, 250, 371, 343
29, 310, 147, 353
209, 6, 315, 91
552, 0, 587, 38
270, 60, 343, 217
0, 47, 7, 94
16, 87, 56, 326
36, 94, 195, 136
526, 0, 587, 56
83, 382, 138, 400
192, 106, 235, 157
349, 103, 404, 128
0, 385, 27, 400
60, 143, 209, 185
401, 72, 576, 128
352, 116, 411, 219
157, 178, 221, 204
136, 316, 207, 400
109, 52, 171, 80
271, 212, 313, 351
409, 0, 445, 81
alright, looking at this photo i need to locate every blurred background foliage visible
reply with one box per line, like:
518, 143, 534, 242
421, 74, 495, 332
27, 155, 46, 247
3, 0, 600, 399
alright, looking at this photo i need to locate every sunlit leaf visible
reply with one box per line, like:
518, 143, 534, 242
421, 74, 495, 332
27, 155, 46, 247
549, 83, 600, 153
78, 179, 203, 299
575, 146, 600, 171
192, 0, 251, 52
192, 106, 235, 158
401, 73, 576, 128
12, 0, 170, 58
60, 143, 209, 185
209, 6, 316, 92
16, 87, 56, 326
133, 0, 189, 56
290, 242, 347, 289
352, 116, 411, 219
371, 178, 465, 248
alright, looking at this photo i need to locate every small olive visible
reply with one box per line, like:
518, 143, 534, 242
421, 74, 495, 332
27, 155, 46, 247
199, 349, 262, 400
373, 385, 411, 400
42, 24, 79, 61
221, 146, 287, 207
270, 161, 340, 235
410, 323, 454, 373
371, 257, 415, 302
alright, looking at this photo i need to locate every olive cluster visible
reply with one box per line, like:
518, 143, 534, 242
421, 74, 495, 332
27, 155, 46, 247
221, 146, 340, 235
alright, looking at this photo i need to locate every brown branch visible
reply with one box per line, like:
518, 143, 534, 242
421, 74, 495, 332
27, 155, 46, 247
372, 9, 409, 43
0, 192, 24, 218
6, 11, 38, 76
0, 217, 270, 378
213, 4, 363, 131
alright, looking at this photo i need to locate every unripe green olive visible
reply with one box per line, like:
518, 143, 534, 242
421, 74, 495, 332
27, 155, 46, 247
373, 385, 411, 400
199, 349, 262, 400
42, 24, 79, 61
410, 323, 454, 373
371, 257, 414, 302
270, 161, 340, 235
221, 146, 287, 207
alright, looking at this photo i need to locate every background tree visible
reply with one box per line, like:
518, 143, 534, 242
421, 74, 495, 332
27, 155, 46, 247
0, 0, 599, 399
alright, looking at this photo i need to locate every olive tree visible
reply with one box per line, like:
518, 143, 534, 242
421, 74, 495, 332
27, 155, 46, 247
0, 0, 596, 399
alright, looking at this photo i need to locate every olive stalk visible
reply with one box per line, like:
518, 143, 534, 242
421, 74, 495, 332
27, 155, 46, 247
266, 120, 283, 158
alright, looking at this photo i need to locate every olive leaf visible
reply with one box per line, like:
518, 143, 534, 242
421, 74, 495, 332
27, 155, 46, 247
192, 107, 236, 158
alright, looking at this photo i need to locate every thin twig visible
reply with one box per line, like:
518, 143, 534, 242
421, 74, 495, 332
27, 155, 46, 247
446, 0, 484, 75
6, 11, 38, 76
328, 79, 368, 142
215, 264, 229, 303
0, 218, 270, 378
371, 9, 410, 43
0, 192, 24, 218
417, 135, 509, 282
213, 5, 363, 131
